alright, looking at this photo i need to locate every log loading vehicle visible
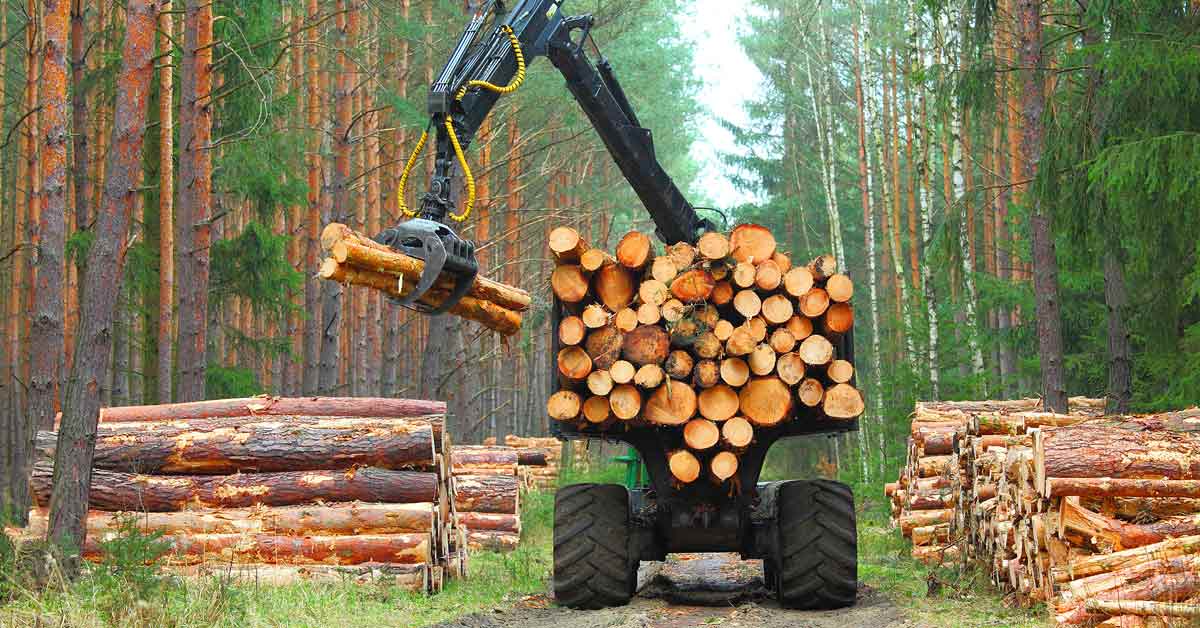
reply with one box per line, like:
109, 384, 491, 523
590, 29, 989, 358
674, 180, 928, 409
376, 0, 859, 610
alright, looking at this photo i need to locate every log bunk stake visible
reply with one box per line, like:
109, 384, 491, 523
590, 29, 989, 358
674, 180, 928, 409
885, 399, 1200, 625
544, 225, 864, 486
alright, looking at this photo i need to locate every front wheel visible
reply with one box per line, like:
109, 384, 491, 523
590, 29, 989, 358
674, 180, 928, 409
553, 483, 637, 609
775, 479, 857, 609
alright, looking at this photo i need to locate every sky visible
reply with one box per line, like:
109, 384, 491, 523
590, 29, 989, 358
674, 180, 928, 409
678, 0, 765, 210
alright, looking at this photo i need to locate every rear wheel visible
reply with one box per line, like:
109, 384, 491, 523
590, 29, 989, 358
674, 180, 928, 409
775, 479, 857, 609
553, 483, 637, 609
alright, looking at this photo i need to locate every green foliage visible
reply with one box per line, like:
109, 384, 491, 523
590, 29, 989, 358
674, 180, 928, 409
210, 221, 303, 319
206, 364, 263, 399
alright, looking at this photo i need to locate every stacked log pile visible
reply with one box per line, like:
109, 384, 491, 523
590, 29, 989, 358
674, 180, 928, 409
484, 435, 588, 490
450, 446, 520, 552
887, 400, 1200, 626
318, 223, 530, 336
547, 224, 863, 486
28, 396, 468, 592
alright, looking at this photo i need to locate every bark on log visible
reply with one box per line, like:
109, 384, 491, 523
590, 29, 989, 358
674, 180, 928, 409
1059, 498, 1164, 551
322, 224, 531, 311
1084, 600, 1200, 619
616, 231, 653, 269
1047, 478, 1200, 499
82, 532, 432, 566
644, 382, 698, 426
96, 397, 448, 425
43, 422, 435, 475
698, 384, 739, 422
693, 333, 722, 360
739, 377, 792, 426
729, 224, 776, 263
693, 359, 720, 388
455, 512, 520, 534
467, 531, 520, 553
452, 447, 519, 472
1036, 426, 1200, 496
32, 463, 438, 511
584, 324, 624, 371
516, 449, 550, 466
165, 562, 430, 588
622, 325, 670, 366
899, 509, 953, 537
1052, 534, 1200, 582
453, 475, 518, 514
26, 502, 437, 537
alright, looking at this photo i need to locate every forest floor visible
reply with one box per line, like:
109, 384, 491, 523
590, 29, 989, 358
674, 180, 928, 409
0, 470, 1048, 628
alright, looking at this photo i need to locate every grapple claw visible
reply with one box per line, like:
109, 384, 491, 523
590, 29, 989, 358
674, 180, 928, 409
373, 218, 479, 314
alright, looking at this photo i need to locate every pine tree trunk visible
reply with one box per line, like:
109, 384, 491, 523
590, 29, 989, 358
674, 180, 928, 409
302, 0, 322, 395
45, 0, 158, 572
176, 0, 214, 402
285, 7, 304, 397
916, 16, 939, 398
850, 4, 877, 481
156, 9, 174, 403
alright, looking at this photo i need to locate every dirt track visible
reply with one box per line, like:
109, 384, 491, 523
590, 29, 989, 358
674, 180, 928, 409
430, 554, 911, 628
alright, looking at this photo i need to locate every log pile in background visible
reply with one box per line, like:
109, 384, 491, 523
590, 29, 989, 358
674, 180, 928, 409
547, 224, 863, 486
27, 396, 469, 592
450, 446, 520, 552
484, 435, 589, 490
318, 223, 530, 336
886, 400, 1200, 625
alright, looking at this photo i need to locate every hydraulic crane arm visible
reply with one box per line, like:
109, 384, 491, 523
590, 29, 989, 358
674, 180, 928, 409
377, 0, 714, 313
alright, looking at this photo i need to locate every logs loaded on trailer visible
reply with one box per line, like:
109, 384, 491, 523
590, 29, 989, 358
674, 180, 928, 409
547, 224, 864, 486
317, 223, 530, 336
24, 396, 476, 593
885, 400, 1200, 625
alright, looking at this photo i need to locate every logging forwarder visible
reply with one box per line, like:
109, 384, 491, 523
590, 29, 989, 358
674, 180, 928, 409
376, 0, 859, 610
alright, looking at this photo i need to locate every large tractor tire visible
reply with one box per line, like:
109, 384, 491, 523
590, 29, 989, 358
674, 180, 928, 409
774, 479, 857, 609
553, 483, 637, 609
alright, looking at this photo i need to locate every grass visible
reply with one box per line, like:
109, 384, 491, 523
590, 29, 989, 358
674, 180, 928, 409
0, 466, 1048, 628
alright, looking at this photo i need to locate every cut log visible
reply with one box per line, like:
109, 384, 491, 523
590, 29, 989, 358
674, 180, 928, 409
776, 353, 806, 386
616, 231, 653, 269
547, 390, 583, 422
783, 267, 815, 297
670, 269, 716, 303
911, 524, 950, 546
729, 224, 776, 263
609, 384, 643, 420
515, 449, 549, 466
453, 475, 519, 514
559, 316, 586, 346
1052, 534, 1200, 582
665, 350, 695, 380
733, 290, 762, 318
320, 260, 522, 336
582, 396, 612, 424
1036, 426, 1200, 496
615, 307, 639, 332
638, 279, 670, 306
643, 382, 698, 426
595, 263, 636, 312
668, 450, 701, 484
550, 265, 590, 303
651, 256, 678, 283
467, 531, 520, 553
825, 274, 854, 302
633, 364, 665, 389
322, 224, 531, 312
557, 347, 593, 382
720, 358, 750, 387
807, 254, 837, 280
692, 332, 722, 360
697, 231, 730, 260
587, 370, 615, 396
698, 385, 740, 422
1047, 478, 1200, 499
823, 384, 864, 419
721, 417, 754, 450
451, 446, 521, 475
667, 242, 697, 269
745, 317, 768, 342
769, 329, 796, 354
726, 327, 756, 357
582, 304, 610, 329
772, 252, 792, 272
26, 503, 438, 537
710, 281, 734, 306
580, 248, 613, 272
798, 335, 834, 366
785, 316, 813, 341
31, 463, 438, 511
693, 359, 720, 389
799, 288, 830, 318
739, 377, 792, 427
635, 303, 660, 326
83, 532, 432, 566
755, 260, 782, 291
827, 360, 854, 384
1056, 572, 1200, 624
710, 452, 739, 482
749, 344, 777, 377
797, 378, 824, 408
661, 299, 686, 323
583, 324, 623, 371
1084, 600, 1200, 619
899, 509, 953, 537
72, 422, 435, 475
164, 563, 431, 589
733, 261, 757, 288
455, 512, 520, 534
1059, 498, 1164, 551
610, 360, 636, 384
823, 303, 854, 335
549, 226, 588, 263
95, 396, 448, 424
760, 295, 794, 325
713, 319, 734, 341
683, 419, 720, 451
